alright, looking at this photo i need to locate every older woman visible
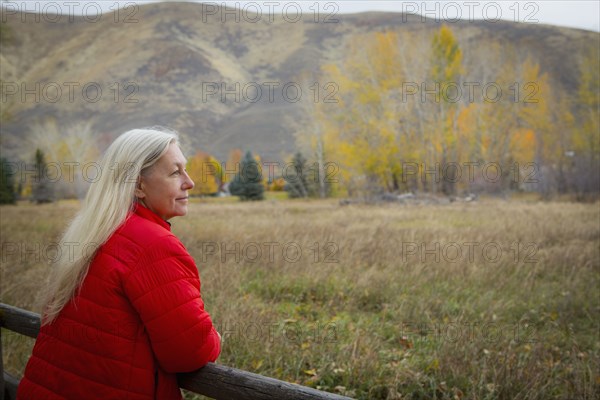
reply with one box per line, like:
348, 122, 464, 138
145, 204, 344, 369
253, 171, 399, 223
17, 127, 221, 400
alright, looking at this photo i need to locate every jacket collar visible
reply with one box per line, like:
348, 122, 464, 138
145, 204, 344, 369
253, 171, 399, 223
132, 201, 172, 231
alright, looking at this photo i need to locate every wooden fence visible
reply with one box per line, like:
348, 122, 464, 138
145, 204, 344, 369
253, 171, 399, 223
0, 303, 353, 400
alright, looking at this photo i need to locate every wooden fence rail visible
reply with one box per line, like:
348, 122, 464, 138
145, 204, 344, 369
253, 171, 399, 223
0, 303, 353, 400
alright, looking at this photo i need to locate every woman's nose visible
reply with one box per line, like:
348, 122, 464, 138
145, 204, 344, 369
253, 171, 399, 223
183, 171, 195, 190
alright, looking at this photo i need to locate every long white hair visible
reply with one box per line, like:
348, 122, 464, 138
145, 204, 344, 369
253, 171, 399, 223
41, 127, 179, 325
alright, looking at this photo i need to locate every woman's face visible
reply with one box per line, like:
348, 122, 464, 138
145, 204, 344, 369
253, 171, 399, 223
135, 143, 195, 221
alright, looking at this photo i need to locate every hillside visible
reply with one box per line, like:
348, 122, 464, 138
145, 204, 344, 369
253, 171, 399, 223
0, 2, 597, 162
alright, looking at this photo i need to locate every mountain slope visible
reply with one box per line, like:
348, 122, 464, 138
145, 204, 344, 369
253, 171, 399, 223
1, 2, 597, 162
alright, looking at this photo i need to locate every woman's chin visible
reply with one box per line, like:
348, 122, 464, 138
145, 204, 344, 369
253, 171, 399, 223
176, 205, 188, 217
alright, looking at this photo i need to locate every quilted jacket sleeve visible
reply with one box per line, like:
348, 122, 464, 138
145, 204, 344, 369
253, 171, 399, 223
123, 234, 221, 373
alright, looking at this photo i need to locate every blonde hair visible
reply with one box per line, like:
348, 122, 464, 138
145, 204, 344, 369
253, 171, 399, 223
41, 127, 179, 325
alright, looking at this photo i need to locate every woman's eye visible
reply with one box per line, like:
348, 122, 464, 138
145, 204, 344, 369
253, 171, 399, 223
172, 171, 181, 175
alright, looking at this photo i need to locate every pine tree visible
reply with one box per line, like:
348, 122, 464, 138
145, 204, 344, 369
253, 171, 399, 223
32, 149, 54, 204
229, 151, 264, 201
0, 157, 16, 204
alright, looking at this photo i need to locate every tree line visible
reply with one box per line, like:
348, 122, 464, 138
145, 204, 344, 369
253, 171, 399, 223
0, 147, 329, 204
291, 25, 599, 199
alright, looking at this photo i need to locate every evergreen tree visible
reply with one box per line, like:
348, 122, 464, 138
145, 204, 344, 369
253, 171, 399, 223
229, 151, 264, 201
32, 149, 54, 204
0, 157, 16, 204
284, 152, 310, 198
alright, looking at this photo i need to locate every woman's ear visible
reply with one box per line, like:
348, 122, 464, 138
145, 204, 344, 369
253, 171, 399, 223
134, 178, 146, 199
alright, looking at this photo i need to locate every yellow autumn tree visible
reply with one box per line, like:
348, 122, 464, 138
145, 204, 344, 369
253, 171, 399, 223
315, 31, 409, 195
428, 25, 464, 194
516, 58, 566, 193
224, 149, 243, 184
187, 151, 221, 196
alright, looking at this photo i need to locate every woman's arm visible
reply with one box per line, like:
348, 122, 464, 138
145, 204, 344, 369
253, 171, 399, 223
123, 235, 221, 373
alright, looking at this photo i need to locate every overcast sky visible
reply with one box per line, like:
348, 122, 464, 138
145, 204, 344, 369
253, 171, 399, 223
166, 0, 599, 31
2, 1, 599, 32
330, 1, 599, 31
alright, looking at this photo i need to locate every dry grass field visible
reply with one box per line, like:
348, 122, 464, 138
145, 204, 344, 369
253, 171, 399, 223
1, 197, 599, 399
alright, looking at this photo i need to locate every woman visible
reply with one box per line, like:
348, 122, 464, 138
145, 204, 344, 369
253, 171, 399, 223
17, 127, 221, 400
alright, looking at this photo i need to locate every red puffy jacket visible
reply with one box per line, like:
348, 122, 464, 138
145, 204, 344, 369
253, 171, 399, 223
17, 202, 221, 399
